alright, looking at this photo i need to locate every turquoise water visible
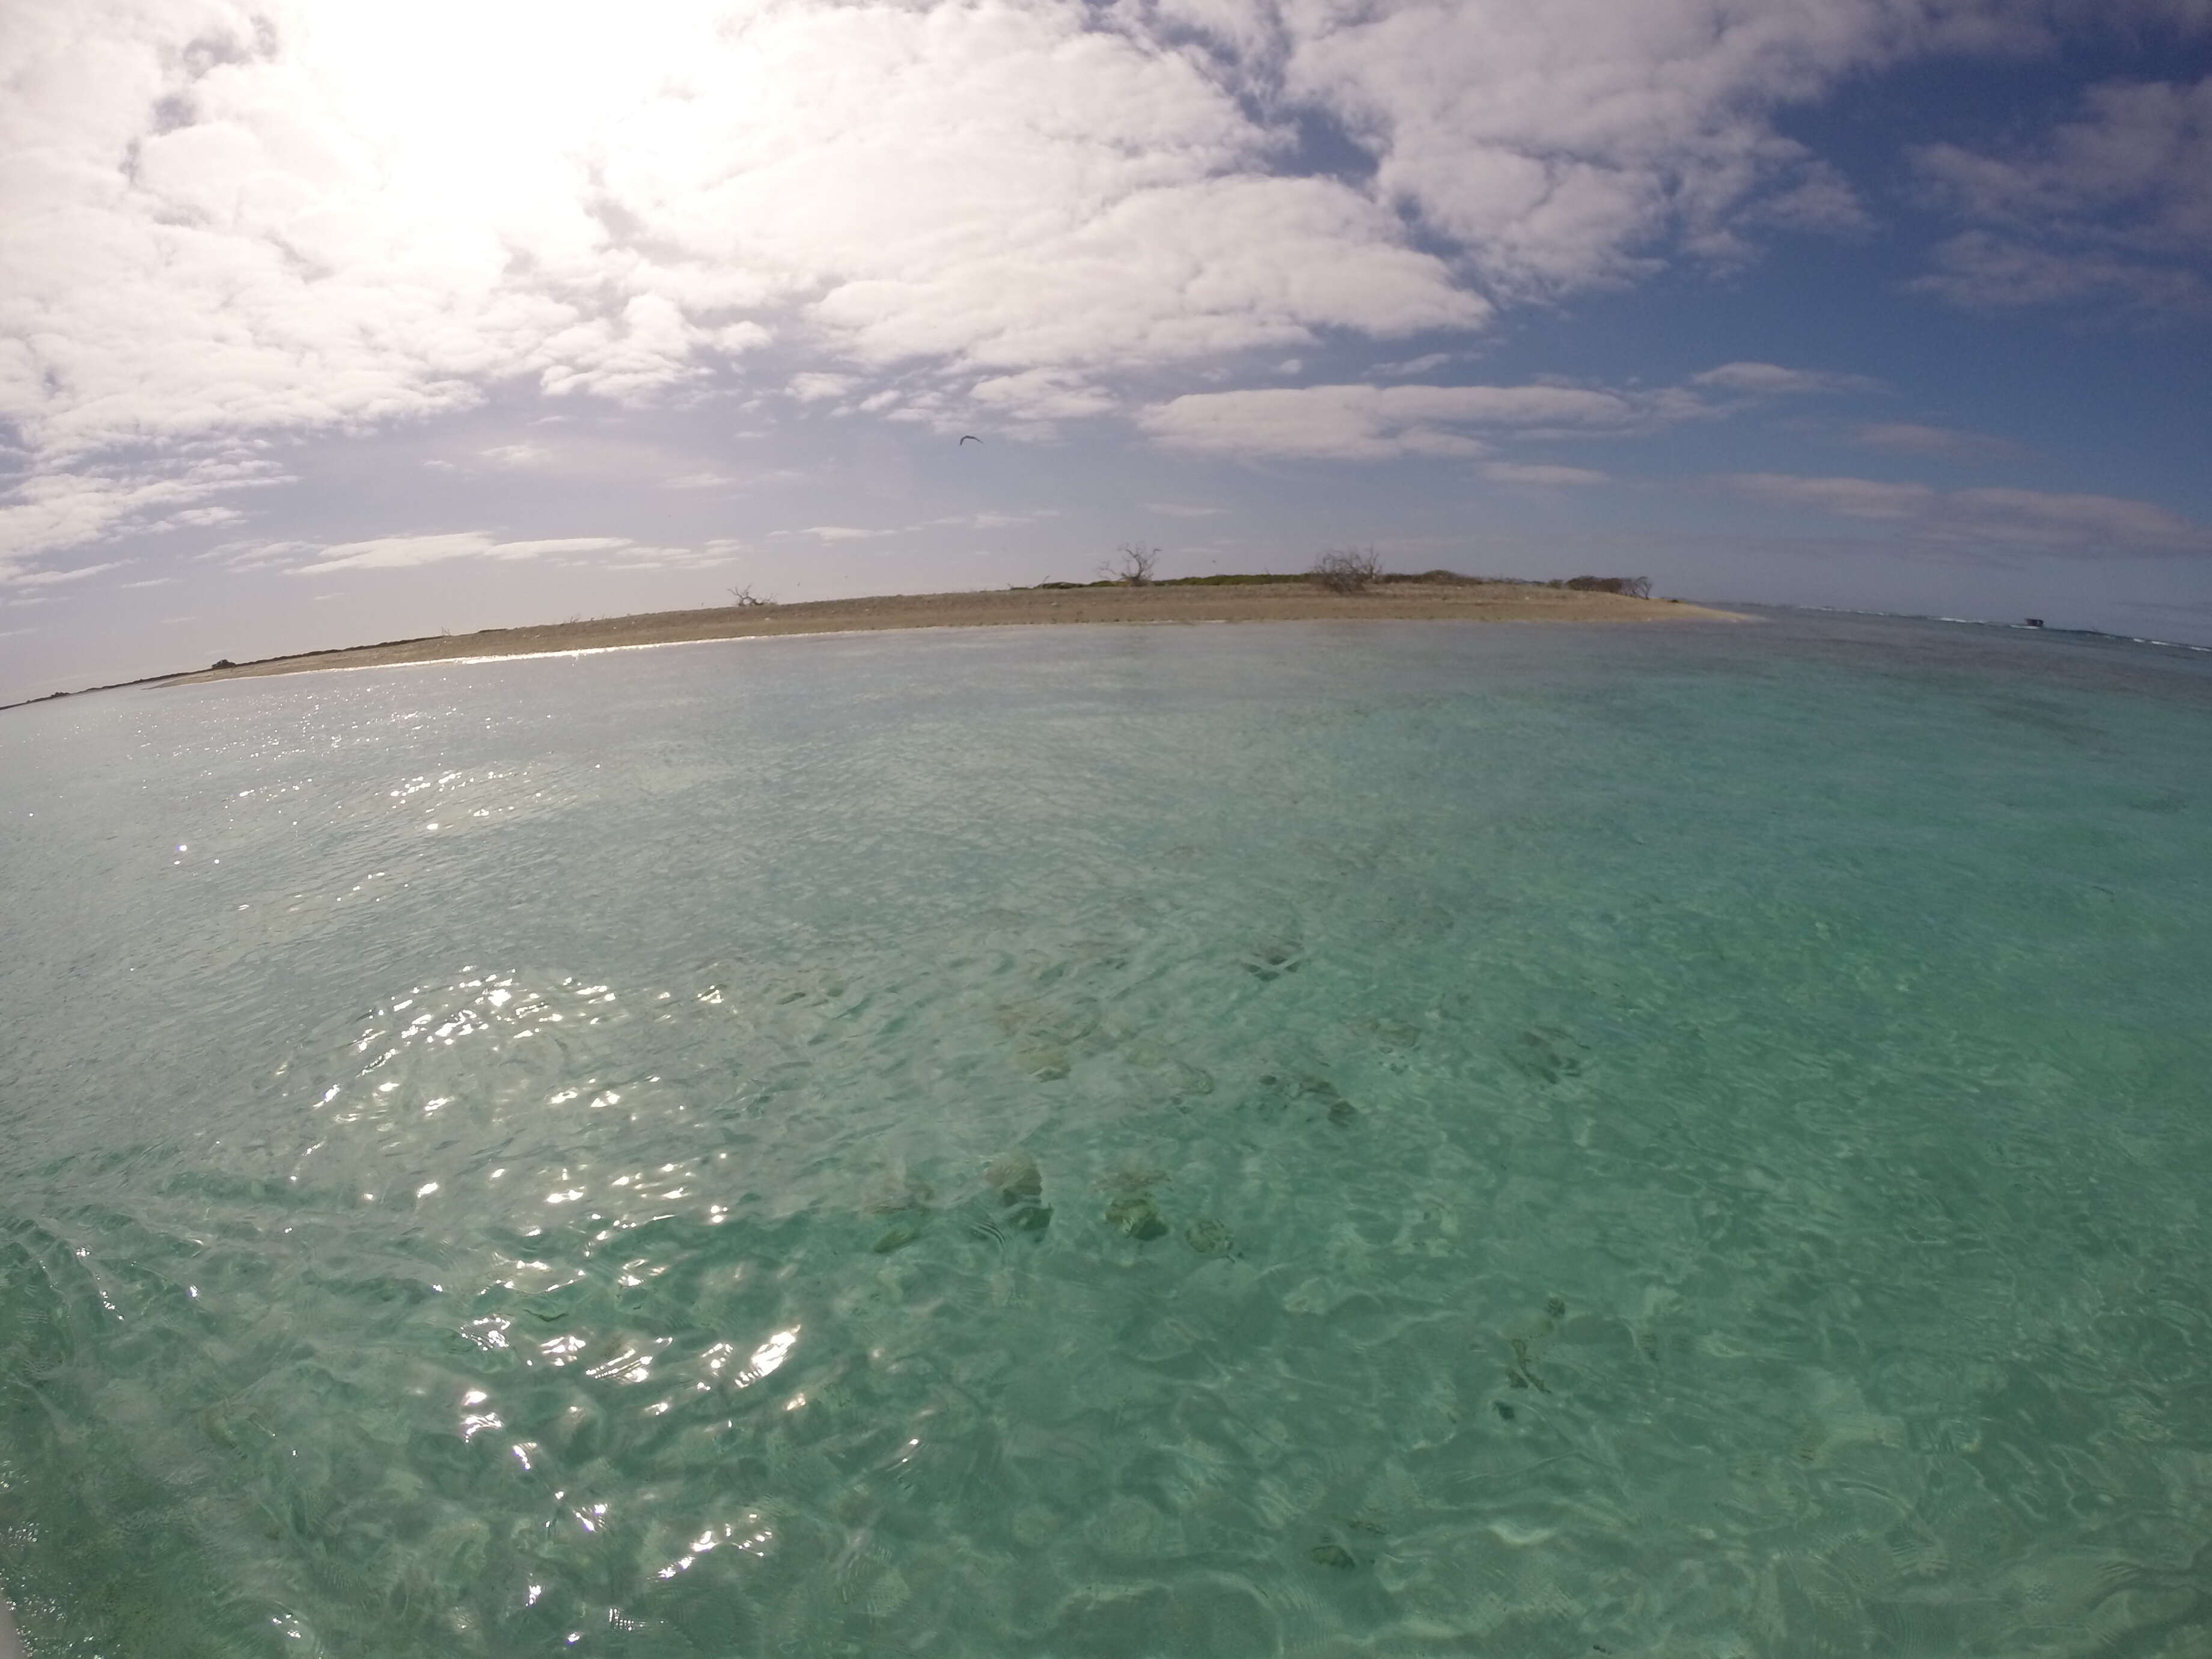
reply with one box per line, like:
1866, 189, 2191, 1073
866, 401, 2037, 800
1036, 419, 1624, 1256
3, 614, 2211, 1657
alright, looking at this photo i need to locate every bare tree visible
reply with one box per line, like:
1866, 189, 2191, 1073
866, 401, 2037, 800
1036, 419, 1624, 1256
1309, 546, 1384, 593
1100, 543, 1160, 586
728, 583, 776, 608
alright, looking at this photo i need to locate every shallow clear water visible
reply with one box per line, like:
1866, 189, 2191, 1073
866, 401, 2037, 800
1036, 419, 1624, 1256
3, 614, 2211, 1658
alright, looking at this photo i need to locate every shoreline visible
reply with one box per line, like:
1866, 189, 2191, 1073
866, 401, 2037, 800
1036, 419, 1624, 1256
157, 581, 1749, 689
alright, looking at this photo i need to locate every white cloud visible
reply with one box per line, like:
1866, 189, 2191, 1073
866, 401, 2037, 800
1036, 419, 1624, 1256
1917, 75, 2212, 238
776, 525, 891, 542
1141, 382, 1651, 459
214, 538, 314, 570
1947, 486, 2211, 549
1913, 74, 2212, 311
806, 173, 1482, 379
1914, 229, 2211, 311
1720, 473, 2212, 551
1481, 462, 1610, 486
788, 373, 857, 404
0, 453, 288, 581
1269, 0, 1961, 296
480, 444, 553, 468
5, 0, 2207, 577
927, 510, 1056, 530
967, 370, 1120, 424
4, 561, 124, 588
1722, 473, 1936, 519
1373, 352, 1457, 379
1691, 361, 1877, 396
287, 533, 636, 575
1854, 421, 2015, 459
1751, 160, 1876, 234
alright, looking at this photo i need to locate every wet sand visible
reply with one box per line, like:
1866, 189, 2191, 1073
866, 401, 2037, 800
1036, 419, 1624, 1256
167, 580, 1747, 685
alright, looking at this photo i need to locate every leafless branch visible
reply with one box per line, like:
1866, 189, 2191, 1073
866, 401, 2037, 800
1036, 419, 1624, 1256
1100, 543, 1160, 586
1309, 546, 1384, 593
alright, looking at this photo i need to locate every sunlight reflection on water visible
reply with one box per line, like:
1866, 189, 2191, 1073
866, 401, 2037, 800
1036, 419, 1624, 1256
2, 615, 2211, 1655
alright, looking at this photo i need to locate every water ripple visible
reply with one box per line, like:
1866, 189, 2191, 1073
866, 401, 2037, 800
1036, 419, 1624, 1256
3, 620, 2210, 1653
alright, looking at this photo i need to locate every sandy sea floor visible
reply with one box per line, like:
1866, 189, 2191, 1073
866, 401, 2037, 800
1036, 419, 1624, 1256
165, 581, 1748, 685
9, 613, 2211, 1655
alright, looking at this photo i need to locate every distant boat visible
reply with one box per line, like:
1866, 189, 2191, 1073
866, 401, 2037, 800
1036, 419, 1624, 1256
2025, 617, 2045, 628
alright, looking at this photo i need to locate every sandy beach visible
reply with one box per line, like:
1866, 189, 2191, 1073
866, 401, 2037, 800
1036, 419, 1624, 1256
167, 580, 1746, 685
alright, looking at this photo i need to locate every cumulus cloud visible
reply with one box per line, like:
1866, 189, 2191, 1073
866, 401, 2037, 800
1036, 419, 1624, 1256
1721, 473, 2212, 551
1263, 0, 2055, 296
5, 0, 2207, 578
967, 370, 1121, 424
1913, 74, 2212, 311
0, 0, 1500, 557
788, 374, 858, 404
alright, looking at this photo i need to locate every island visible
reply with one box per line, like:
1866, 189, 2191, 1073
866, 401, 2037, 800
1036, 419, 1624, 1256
164, 573, 1746, 686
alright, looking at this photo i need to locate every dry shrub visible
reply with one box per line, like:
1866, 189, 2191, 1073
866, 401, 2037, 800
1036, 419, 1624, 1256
1309, 546, 1384, 593
1102, 543, 1159, 585
1562, 575, 1652, 598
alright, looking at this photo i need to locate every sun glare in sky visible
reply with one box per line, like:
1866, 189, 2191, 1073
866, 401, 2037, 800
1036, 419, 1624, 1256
2, 0, 2208, 698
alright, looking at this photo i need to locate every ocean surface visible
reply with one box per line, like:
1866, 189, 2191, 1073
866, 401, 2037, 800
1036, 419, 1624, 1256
2, 611, 2210, 1658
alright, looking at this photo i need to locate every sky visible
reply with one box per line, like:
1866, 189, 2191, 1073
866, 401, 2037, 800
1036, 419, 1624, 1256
3, 0, 2210, 703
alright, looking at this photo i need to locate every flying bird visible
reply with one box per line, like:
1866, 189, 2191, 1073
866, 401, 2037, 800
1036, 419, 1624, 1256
959, 435, 982, 445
